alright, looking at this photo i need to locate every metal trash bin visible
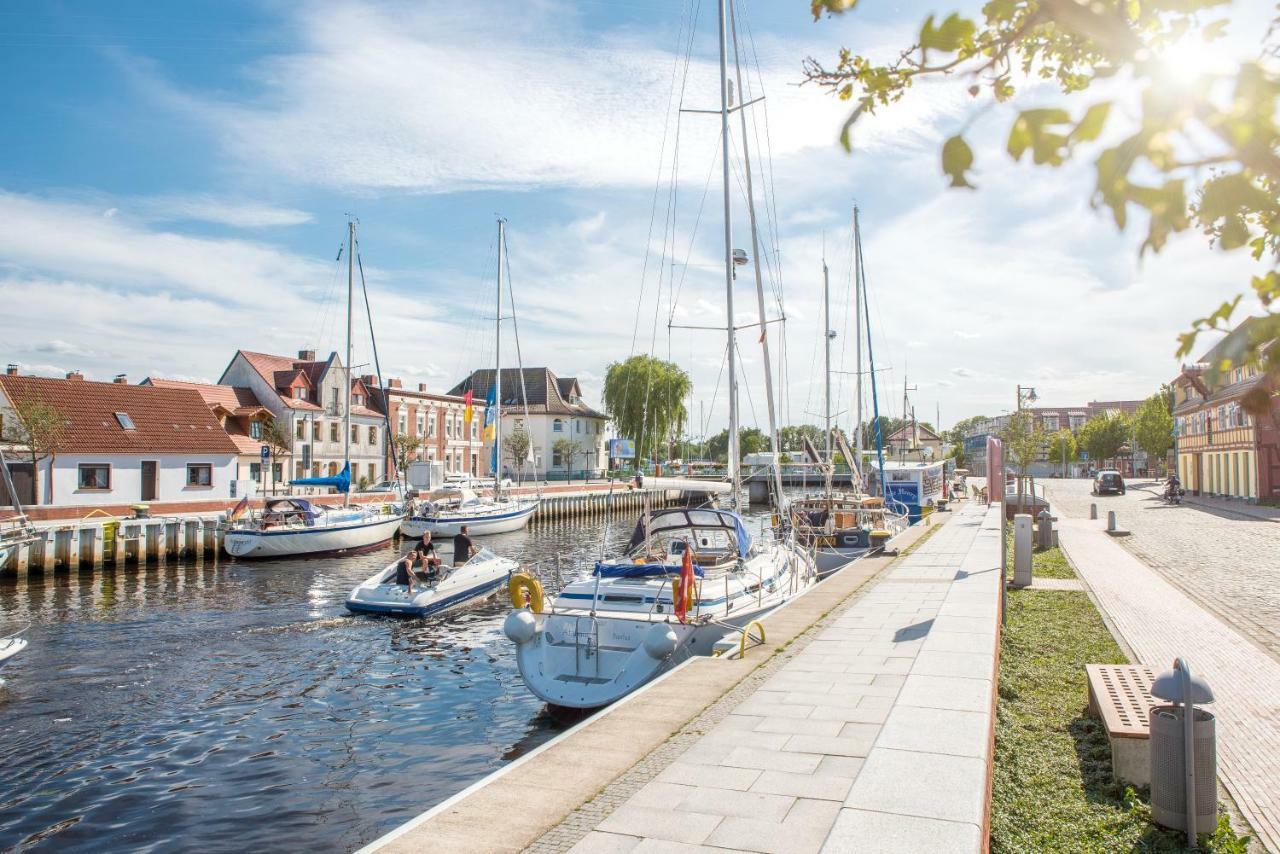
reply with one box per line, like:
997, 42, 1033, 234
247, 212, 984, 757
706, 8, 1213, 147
1150, 705, 1217, 833
1036, 510, 1055, 549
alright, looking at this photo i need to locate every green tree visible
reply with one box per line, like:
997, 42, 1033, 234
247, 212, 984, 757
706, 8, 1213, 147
391, 432, 423, 479
1000, 410, 1045, 479
806, 0, 1280, 393
502, 427, 531, 477
1045, 429, 1078, 477
0, 396, 66, 505
779, 424, 824, 453
602, 355, 691, 471
260, 416, 292, 495
1133, 393, 1175, 464
705, 428, 769, 462
1078, 412, 1131, 464
860, 416, 905, 451
552, 437, 578, 472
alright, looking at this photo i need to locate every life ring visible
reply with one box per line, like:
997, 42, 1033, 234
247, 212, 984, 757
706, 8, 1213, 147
508, 572, 545, 613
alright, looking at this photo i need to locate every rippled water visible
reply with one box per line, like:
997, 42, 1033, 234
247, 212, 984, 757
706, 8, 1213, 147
0, 513, 675, 852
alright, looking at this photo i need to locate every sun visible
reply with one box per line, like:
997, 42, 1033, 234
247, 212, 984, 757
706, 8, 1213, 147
1150, 28, 1245, 90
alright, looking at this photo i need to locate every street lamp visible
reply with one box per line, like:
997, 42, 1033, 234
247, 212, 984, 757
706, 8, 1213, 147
1016, 385, 1038, 411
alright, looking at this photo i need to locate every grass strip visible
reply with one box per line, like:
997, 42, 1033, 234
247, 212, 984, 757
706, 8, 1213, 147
991, 552, 1250, 851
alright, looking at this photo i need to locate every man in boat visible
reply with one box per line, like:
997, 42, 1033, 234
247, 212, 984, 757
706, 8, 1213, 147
394, 550, 422, 592
419, 532, 442, 569
452, 525, 475, 566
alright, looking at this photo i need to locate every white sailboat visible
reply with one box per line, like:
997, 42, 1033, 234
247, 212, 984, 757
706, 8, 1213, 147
503, 0, 816, 711
223, 220, 404, 559
401, 219, 537, 539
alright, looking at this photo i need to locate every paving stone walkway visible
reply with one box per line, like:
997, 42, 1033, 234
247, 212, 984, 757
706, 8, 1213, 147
551, 502, 1002, 854
1055, 511, 1280, 853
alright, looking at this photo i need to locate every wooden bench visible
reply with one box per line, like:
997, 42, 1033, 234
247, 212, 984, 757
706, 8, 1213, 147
1085, 664, 1157, 785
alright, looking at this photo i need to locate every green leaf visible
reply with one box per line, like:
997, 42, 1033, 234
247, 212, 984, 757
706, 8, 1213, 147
920, 13, 975, 53
942, 134, 975, 188
1071, 102, 1111, 143
1008, 117, 1031, 160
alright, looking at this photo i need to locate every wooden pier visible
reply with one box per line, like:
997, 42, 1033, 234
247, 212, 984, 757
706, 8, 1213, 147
0, 485, 681, 574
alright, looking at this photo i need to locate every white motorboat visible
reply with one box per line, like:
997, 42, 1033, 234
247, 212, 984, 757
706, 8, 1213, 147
401, 489, 537, 538
0, 626, 28, 676
224, 497, 403, 559
346, 548, 518, 617
504, 507, 816, 709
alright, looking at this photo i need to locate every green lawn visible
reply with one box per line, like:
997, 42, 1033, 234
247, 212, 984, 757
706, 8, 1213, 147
991, 550, 1250, 852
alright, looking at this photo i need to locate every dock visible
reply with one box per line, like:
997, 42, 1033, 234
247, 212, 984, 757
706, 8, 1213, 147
362, 500, 1002, 853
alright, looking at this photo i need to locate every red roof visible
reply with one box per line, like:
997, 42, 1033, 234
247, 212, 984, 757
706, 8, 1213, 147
0, 375, 240, 455
144, 378, 273, 455
235, 350, 383, 416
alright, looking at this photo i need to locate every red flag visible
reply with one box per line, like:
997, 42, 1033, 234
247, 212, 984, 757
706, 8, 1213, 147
228, 496, 250, 521
463, 389, 474, 425
675, 542, 695, 623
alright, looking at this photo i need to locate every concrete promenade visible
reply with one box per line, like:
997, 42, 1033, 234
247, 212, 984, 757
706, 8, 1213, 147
1055, 509, 1280, 852
364, 500, 1003, 853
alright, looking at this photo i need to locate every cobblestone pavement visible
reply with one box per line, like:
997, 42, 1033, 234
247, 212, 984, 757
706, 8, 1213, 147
1042, 478, 1280, 659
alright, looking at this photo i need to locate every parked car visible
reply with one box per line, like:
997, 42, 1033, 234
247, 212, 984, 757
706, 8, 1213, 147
1092, 470, 1126, 496
365, 480, 405, 497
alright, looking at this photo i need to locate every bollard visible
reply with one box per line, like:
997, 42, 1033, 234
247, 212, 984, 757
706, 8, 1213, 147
1036, 510, 1055, 550
1013, 514, 1033, 587
1090, 503, 1098, 520
1107, 510, 1117, 532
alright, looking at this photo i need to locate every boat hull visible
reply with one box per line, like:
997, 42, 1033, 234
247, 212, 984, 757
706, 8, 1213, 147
0, 637, 27, 670
813, 546, 867, 576
224, 515, 403, 559
401, 501, 536, 537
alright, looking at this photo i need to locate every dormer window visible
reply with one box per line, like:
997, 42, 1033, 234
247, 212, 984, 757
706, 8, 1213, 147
295, 387, 308, 400
250, 420, 262, 440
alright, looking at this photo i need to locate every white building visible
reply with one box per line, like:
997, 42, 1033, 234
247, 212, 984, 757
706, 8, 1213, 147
448, 368, 609, 478
219, 349, 387, 488
0, 370, 239, 507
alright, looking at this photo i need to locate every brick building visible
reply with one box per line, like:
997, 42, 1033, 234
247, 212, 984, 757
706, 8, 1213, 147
1172, 321, 1279, 503
367, 378, 480, 477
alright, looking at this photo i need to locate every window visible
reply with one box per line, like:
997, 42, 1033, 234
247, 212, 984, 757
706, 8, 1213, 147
368, 426, 378, 446
295, 461, 305, 479
351, 424, 359, 444
295, 387, 308, 400
114, 411, 136, 430
1234, 368, 1243, 384
250, 420, 262, 440
1069, 414, 1086, 431
330, 422, 339, 443
416, 414, 425, 436
446, 417, 453, 439
354, 393, 363, 406
553, 419, 564, 432
427, 410, 436, 438
398, 414, 407, 434
471, 420, 477, 440
313, 420, 322, 440
296, 420, 305, 440
330, 388, 339, 416
249, 462, 262, 482
186, 463, 212, 487
1042, 414, 1059, 432
78, 463, 110, 490
553, 449, 564, 467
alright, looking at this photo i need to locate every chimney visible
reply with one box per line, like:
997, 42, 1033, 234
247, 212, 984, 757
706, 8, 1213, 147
113, 373, 128, 384
5, 364, 17, 376
360, 374, 378, 387
418, 383, 428, 393
298, 349, 316, 361
66, 370, 84, 381
387, 378, 403, 389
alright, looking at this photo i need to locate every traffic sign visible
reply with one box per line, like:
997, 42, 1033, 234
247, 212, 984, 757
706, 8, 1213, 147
261, 445, 271, 461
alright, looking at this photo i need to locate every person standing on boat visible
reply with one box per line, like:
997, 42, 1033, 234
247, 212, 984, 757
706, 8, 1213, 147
452, 525, 475, 566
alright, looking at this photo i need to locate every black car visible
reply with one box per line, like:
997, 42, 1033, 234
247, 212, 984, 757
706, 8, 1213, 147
1092, 470, 1126, 495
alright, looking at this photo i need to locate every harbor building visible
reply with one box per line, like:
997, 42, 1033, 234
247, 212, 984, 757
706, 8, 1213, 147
884, 422, 943, 462
219, 350, 387, 489
142, 378, 285, 491
448, 368, 609, 479
1172, 320, 1280, 503
961, 400, 1144, 478
367, 378, 478, 476
0, 370, 239, 507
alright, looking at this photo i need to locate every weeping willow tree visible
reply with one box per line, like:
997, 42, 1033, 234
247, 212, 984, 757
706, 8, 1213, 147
602, 355, 692, 470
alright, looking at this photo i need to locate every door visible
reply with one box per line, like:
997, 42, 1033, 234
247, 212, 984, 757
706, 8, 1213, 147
141, 461, 158, 502
1, 462, 34, 505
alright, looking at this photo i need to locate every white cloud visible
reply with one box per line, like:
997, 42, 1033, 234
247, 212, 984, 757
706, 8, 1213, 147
135, 195, 313, 228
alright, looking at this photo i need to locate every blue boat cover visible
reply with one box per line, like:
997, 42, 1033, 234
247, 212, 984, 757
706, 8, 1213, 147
290, 461, 351, 493
627, 508, 752, 559
592, 562, 706, 578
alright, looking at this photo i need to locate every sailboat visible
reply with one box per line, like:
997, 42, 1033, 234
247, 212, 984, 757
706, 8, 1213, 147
401, 219, 538, 539
503, 0, 816, 711
223, 221, 405, 559
789, 213, 909, 574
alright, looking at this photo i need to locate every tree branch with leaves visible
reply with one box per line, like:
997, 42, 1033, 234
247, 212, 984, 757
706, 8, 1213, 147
0, 397, 66, 505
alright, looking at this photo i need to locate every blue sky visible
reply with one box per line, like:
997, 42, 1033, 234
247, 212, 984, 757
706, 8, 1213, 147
0, 0, 1268, 437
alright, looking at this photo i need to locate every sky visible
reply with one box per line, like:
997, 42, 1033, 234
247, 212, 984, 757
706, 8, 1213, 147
0, 0, 1270, 439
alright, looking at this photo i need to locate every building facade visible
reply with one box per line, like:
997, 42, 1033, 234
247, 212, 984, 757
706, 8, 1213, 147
0, 370, 239, 506
368, 378, 480, 477
219, 349, 386, 488
448, 368, 609, 478
885, 423, 943, 462
1172, 324, 1279, 503
959, 400, 1145, 478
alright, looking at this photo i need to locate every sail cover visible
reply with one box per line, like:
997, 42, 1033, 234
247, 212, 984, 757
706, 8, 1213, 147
290, 461, 351, 493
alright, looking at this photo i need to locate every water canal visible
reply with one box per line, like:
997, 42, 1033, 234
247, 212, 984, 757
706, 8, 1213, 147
0, 508, 736, 852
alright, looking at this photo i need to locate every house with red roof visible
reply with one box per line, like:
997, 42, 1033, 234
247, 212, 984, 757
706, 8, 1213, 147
141, 377, 284, 490
0, 368, 239, 507
218, 349, 388, 488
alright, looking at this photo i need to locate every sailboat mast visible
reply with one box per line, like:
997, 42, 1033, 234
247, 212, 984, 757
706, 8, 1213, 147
853, 207, 863, 472
823, 259, 832, 464
728, 0, 785, 510
857, 215, 888, 495
344, 218, 354, 507
495, 218, 505, 502
717, 0, 740, 509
